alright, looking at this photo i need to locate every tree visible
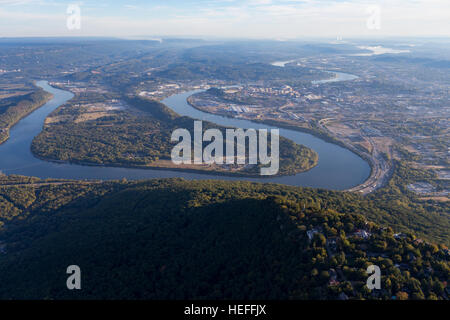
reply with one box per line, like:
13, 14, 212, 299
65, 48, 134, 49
396, 292, 409, 300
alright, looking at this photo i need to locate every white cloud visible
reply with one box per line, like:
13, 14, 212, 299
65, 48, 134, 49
0, 0, 449, 38
248, 0, 272, 5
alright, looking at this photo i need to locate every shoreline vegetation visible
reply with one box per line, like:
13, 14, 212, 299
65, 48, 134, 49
30, 93, 319, 178
31, 154, 318, 179
27, 88, 448, 244
0, 88, 53, 145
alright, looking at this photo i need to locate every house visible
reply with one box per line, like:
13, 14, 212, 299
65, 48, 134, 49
329, 279, 340, 286
353, 229, 371, 239
328, 237, 338, 245
329, 268, 338, 281
307, 229, 319, 241
328, 237, 338, 252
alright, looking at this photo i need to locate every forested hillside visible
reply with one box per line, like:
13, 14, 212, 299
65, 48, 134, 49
0, 89, 52, 144
0, 175, 448, 300
31, 94, 318, 176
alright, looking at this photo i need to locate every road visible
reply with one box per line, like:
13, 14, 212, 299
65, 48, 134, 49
317, 118, 392, 195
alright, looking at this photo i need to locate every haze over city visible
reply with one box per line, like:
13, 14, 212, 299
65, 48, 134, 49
1, 0, 450, 39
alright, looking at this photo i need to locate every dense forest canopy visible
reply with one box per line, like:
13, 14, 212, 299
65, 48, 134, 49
0, 175, 448, 300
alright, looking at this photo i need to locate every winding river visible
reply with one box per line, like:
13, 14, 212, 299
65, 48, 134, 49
0, 80, 370, 190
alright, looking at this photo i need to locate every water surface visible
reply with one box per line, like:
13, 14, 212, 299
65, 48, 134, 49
0, 81, 370, 190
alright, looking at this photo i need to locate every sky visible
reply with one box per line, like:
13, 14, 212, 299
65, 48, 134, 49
0, 0, 449, 39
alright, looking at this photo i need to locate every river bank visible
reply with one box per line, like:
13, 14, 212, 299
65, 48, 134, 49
0, 81, 370, 190
186, 96, 376, 191
0, 87, 53, 145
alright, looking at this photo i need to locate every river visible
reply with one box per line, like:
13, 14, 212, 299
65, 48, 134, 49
0, 80, 370, 190
270, 60, 360, 84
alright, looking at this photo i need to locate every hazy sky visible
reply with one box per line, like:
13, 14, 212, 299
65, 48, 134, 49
0, 0, 449, 39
